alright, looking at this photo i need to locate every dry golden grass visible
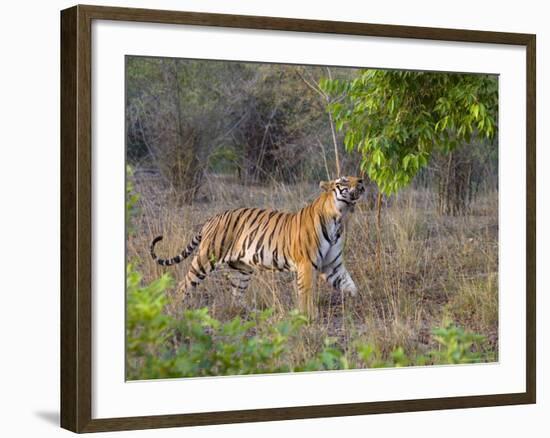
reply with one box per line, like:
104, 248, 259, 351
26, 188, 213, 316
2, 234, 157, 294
128, 172, 498, 364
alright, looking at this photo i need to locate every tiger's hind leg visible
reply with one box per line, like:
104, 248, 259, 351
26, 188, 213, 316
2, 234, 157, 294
296, 262, 317, 320
176, 253, 216, 297
227, 261, 254, 308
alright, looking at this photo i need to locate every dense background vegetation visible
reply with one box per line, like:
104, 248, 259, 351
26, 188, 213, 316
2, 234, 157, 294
126, 57, 499, 379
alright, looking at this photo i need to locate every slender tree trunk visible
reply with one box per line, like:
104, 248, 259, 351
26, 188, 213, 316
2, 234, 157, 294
436, 149, 477, 216
375, 191, 383, 272
168, 59, 203, 204
325, 68, 341, 177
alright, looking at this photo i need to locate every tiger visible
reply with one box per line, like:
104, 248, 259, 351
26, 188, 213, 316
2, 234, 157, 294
150, 176, 365, 318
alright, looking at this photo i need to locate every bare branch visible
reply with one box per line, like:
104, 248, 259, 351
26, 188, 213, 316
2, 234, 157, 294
326, 67, 341, 177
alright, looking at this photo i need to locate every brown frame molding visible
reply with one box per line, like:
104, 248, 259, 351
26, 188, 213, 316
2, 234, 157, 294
60, 4, 536, 433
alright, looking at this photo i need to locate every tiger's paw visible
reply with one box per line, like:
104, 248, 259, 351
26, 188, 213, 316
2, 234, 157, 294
341, 281, 358, 297
176, 281, 187, 297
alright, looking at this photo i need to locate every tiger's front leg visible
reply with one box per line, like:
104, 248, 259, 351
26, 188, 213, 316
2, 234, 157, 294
320, 249, 357, 297
337, 271, 358, 296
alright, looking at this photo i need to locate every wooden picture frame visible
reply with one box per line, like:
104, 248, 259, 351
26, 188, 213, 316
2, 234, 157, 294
60, 4, 536, 433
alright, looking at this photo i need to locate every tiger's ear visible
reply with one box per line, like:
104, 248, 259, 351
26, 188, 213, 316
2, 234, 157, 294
319, 180, 332, 191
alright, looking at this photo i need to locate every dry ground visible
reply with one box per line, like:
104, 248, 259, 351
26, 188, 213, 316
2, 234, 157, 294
128, 171, 498, 365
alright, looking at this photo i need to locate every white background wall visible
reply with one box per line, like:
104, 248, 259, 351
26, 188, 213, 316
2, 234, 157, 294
0, 0, 545, 436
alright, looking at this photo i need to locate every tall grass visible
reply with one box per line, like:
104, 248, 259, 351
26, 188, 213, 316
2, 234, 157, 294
128, 171, 498, 367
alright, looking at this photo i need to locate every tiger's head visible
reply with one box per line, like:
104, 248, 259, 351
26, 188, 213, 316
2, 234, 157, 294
319, 176, 365, 208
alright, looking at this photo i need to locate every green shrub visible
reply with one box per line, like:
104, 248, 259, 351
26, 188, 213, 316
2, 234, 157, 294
430, 324, 487, 364
126, 266, 490, 379
126, 264, 174, 379
125, 266, 344, 379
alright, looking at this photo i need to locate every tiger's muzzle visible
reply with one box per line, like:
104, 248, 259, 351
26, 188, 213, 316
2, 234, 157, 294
350, 185, 365, 201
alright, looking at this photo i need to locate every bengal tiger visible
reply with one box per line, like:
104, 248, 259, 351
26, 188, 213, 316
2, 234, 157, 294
150, 176, 365, 318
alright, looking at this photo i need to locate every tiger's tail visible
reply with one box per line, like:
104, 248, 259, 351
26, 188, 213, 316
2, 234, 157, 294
150, 234, 202, 266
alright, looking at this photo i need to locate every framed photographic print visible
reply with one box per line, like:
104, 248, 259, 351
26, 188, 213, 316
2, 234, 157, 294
60, 4, 536, 433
